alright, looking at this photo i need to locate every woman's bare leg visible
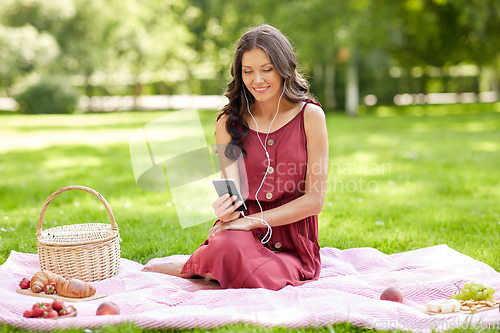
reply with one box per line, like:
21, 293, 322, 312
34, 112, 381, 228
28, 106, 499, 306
142, 260, 215, 280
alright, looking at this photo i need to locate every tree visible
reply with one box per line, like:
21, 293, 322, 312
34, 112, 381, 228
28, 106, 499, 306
0, 24, 59, 96
0, 0, 71, 96
114, 0, 196, 102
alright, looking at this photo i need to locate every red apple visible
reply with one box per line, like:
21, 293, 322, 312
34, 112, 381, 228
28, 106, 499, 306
380, 287, 403, 303
96, 302, 120, 315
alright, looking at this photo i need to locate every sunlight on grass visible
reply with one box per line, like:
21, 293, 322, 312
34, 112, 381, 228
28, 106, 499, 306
365, 134, 399, 146
43, 155, 104, 169
469, 141, 500, 152
0, 129, 137, 151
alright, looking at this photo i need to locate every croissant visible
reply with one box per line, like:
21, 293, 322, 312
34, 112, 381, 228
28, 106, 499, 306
30, 271, 67, 293
56, 278, 96, 298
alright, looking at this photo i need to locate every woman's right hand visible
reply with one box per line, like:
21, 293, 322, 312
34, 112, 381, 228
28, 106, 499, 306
212, 193, 243, 222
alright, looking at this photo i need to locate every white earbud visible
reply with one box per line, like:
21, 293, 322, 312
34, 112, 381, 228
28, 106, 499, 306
241, 83, 286, 244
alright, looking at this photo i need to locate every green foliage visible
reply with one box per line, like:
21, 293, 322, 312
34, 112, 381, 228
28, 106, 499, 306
0, 0, 75, 32
15, 76, 80, 114
0, 24, 59, 88
1, 0, 500, 111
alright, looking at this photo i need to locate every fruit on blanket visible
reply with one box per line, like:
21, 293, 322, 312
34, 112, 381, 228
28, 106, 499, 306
427, 299, 461, 313
22, 301, 77, 319
96, 302, 120, 315
32, 304, 45, 318
41, 302, 52, 312
59, 305, 77, 316
380, 287, 403, 303
19, 278, 31, 289
56, 278, 96, 298
450, 282, 495, 301
65, 305, 77, 315
44, 309, 59, 318
44, 282, 56, 294
52, 299, 64, 312
30, 271, 66, 293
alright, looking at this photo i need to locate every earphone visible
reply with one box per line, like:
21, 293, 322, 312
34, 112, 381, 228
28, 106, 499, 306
241, 83, 286, 244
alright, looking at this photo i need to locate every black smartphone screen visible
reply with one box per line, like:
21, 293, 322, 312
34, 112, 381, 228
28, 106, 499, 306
212, 179, 247, 212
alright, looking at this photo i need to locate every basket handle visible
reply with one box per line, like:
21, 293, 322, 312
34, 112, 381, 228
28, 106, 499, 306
37, 185, 117, 238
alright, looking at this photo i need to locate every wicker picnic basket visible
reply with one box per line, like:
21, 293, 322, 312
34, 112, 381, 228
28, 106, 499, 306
36, 185, 120, 282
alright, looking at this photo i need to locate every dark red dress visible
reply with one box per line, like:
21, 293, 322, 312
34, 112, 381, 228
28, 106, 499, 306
181, 99, 321, 290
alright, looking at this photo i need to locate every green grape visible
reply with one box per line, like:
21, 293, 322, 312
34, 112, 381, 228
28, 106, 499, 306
483, 290, 489, 299
487, 294, 494, 300
457, 293, 465, 300
464, 283, 471, 289
450, 294, 457, 299
470, 286, 479, 294
462, 288, 471, 299
474, 291, 483, 301
486, 287, 495, 295
477, 284, 485, 290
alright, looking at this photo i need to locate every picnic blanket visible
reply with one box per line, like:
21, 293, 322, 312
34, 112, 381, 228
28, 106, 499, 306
1, 245, 500, 332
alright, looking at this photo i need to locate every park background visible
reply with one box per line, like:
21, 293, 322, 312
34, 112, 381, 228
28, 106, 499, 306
1, 0, 500, 332
1, 0, 500, 115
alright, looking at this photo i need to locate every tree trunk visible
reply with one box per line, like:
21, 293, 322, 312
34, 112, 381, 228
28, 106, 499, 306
422, 74, 428, 95
85, 73, 93, 112
159, 81, 169, 95
134, 79, 142, 110
475, 65, 481, 103
346, 56, 359, 116
325, 63, 336, 110
5, 78, 12, 97
494, 56, 500, 101
313, 64, 323, 100
493, 65, 499, 101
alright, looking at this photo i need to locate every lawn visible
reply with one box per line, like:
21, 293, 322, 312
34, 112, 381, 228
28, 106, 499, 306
0, 108, 500, 332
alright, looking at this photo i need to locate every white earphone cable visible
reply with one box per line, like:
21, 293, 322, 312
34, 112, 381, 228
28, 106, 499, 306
241, 84, 285, 244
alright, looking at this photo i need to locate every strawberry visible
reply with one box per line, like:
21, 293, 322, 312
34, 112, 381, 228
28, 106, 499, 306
44, 309, 58, 318
31, 304, 44, 318
59, 305, 77, 316
23, 309, 33, 318
44, 282, 56, 294
19, 278, 31, 289
52, 299, 64, 312
40, 302, 52, 313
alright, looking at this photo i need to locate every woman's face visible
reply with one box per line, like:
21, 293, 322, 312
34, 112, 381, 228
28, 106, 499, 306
241, 47, 284, 103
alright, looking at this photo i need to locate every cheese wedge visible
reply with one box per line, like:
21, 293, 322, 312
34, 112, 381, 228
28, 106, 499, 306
427, 299, 461, 313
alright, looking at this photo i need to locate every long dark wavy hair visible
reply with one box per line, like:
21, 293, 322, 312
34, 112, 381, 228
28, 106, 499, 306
218, 24, 312, 160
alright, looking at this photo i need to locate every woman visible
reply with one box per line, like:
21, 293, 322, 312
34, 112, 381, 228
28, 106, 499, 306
143, 24, 328, 291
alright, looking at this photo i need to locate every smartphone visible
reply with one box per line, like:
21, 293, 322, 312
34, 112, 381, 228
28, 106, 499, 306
212, 178, 247, 212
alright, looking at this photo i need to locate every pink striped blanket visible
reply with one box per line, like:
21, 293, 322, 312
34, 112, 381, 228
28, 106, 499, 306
1, 245, 500, 331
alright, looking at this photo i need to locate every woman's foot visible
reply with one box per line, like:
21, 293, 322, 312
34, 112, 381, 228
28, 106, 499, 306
142, 260, 193, 278
142, 260, 216, 280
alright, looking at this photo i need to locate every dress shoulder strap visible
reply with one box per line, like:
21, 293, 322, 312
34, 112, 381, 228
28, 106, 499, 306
303, 98, 322, 109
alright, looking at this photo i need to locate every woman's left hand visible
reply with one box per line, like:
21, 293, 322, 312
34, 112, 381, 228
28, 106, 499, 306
208, 217, 257, 238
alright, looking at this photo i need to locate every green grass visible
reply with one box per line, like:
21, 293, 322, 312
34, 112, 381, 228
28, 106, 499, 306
0, 322, 374, 333
1, 108, 500, 332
